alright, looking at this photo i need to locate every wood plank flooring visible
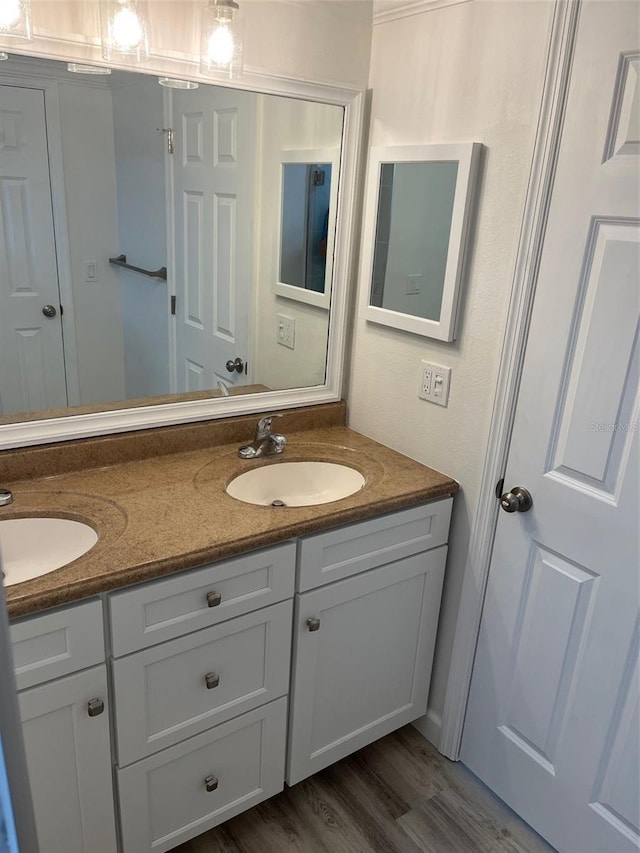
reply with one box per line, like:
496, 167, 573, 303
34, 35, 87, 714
172, 725, 555, 853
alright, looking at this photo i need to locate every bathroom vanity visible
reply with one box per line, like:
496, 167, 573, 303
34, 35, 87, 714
3, 407, 457, 852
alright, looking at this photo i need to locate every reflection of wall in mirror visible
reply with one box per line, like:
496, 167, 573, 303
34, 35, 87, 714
372, 161, 458, 323
252, 98, 343, 392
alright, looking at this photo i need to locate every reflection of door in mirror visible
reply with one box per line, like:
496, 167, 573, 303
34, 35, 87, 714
0, 85, 69, 415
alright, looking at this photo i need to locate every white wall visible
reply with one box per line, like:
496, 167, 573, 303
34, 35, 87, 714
347, 0, 555, 743
251, 95, 343, 390
57, 80, 126, 405
111, 75, 170, 399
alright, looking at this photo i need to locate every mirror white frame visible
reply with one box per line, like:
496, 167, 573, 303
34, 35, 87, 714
0, 49, 365, 450
358, 142, 482, 342
274, 148, 339, 310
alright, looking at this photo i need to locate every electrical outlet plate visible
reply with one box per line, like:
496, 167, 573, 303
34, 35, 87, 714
277, 314, 295, 350
418, 360, 451, 407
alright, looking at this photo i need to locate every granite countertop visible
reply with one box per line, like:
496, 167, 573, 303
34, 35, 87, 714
2, 419, 458, 619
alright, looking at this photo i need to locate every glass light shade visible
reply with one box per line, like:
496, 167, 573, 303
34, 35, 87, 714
0, 52, 8, 59
100, 0, 150, 63
200, 0, 244, 79
67, 63, 112, 75
158, 77, 199, 89
0, 0, 32, 40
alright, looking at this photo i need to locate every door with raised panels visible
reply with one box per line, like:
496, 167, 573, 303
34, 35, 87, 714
0, 84, 68, 416
462, 4, 639, 852
171, 85, 253, 393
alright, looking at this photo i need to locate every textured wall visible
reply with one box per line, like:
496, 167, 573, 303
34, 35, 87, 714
347, 0, 555, 742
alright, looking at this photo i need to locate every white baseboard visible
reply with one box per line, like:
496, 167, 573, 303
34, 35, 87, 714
411, 707, 442, 749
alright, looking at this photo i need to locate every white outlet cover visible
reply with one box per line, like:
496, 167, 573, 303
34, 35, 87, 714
418, 360, 451, 407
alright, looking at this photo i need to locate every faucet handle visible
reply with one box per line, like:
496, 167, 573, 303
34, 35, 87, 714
256, 414, 282, 439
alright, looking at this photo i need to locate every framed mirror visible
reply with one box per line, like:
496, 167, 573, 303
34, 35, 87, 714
0, 53, 364, 449
358, 143, 481, 342
274, 148, 339, 309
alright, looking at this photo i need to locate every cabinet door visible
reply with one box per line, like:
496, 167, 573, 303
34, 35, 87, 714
287, 546, 447, 785
18, 665, 117, 853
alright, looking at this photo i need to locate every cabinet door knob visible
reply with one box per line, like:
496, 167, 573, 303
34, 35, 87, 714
306, 617, 320, 632
206, 591, 222, 608
204, 775, 219, 792
87, 698, 104, 717
204, 672, 220, 690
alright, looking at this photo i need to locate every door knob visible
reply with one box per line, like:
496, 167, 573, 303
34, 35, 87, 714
42, 305, 57, 318
226, 357, 244, 374
500, 486, 533, 513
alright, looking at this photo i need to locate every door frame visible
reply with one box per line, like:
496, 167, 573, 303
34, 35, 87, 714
438, 0, 582, 760
0, 68, 80, 407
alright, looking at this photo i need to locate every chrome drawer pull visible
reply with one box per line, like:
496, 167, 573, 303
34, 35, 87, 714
206, 591, 222, 608
205, 672, 220, 690
306, 617, 320, 632
204, 775, 218, 792
87, 698, 104, 717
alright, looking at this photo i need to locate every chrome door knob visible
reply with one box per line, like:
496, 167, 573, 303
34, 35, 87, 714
42, 304, 57, 318
225, 357, 244, 374
500, 486, 533, 513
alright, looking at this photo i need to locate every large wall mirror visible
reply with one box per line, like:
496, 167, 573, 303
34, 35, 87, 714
0, 53, 362, 448
358, 143, 481, 342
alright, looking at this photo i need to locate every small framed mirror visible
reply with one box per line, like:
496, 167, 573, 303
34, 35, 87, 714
358, 143, 481, 341
274, 148, 339, 310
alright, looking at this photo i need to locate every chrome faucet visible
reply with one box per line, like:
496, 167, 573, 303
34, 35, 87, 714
0, 489, 13, 507
238, 416, 287, 459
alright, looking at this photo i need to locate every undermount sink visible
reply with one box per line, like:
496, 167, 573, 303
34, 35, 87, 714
226, 461, 366, 507
0, 517, 98, 586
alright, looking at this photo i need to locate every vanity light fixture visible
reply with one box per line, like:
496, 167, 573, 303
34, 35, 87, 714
158, 77, 199, 89
200, 0, 244, 79
67, 63, 112, 75
100, 0, 150, 63
0, 0, 32, 40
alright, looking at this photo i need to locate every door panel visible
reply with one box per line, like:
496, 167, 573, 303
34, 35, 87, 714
172, 87, 254, 392
462, 5, 639, 852
0, 85, 67, 415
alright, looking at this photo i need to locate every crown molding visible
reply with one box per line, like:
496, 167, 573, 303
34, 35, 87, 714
373, 0, 473, 26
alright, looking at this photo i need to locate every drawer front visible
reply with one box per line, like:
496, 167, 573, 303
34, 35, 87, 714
109, 542, 296, 656
118, 697, 287, 853
11, 599, 104, 690
297, 498, 452, 592
113, 600, 292, 766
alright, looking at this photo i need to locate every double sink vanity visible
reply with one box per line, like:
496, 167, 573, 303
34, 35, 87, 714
2, 402, 457, 853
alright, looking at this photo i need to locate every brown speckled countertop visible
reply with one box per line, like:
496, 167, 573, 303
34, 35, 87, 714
1, 406, 458, 619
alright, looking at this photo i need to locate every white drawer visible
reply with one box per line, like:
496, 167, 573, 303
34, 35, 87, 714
297, 498, 452, 592
109, 542, 295, 656
11, 599, 104, 690
113, 600, 292, 765
118, 697, 287, 853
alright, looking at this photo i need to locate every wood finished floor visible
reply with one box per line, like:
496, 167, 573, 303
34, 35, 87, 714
172, 726, 555, 853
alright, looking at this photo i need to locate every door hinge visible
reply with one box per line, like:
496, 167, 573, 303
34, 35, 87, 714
157, 127, 174, 155
170, 295, 176, 315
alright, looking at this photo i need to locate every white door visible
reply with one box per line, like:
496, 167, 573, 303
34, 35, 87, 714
19, 665, 118, 853
462, 5, 639, 853
171, 86, 254, 393
0, 84, 68, 416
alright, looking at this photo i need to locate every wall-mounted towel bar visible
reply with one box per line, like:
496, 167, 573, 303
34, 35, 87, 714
109, 254, 167, 281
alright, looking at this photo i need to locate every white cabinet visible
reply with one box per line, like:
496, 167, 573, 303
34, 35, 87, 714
18, 664, 117, 853
11, 600, 117, 853
287, 546, 447, 784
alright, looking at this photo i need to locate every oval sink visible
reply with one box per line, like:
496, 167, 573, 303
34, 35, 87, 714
227, 461, 366, 507
0, 518, 98, 586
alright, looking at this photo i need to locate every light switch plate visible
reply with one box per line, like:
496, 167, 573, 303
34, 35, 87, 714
418, 360, 451, 407
277, 314, 295, 349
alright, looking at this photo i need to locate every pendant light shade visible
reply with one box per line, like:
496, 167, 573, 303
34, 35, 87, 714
0, 0, 32, 40
200, 0, 244, 79
100, 0, 150, 63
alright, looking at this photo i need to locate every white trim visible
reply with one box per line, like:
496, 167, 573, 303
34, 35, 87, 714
412, 708, 442, 746
373, 0, 473, 26
438, 0, 582, 760
358, 142, 482, 343
274, 147, 339, 311
0, 53, 365, 447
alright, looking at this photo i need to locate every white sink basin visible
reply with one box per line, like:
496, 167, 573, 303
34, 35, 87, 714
0, 517, 98, 586
227, 461, 366, 507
